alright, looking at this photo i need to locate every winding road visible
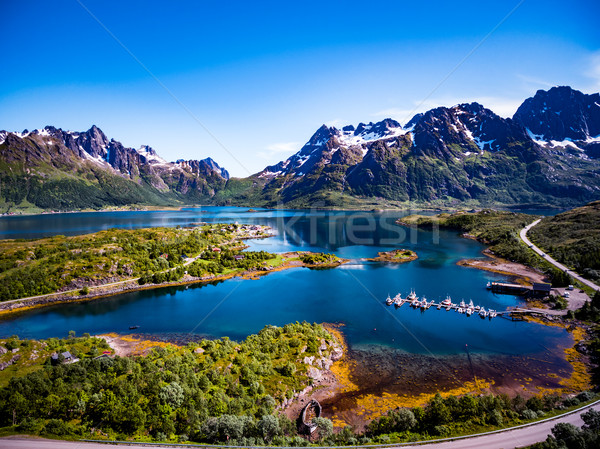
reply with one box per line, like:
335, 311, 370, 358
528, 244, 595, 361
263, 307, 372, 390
1, 402, 598, 449
520, 219, 600, 292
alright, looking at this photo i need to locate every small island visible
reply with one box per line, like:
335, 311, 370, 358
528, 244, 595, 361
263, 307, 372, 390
300, 252, 347, 268
366, 249, 418, 263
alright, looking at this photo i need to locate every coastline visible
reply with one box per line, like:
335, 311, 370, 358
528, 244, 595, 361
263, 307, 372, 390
0, 251, 349, 317
284, 324, 591, 432
457, 250, 548, 285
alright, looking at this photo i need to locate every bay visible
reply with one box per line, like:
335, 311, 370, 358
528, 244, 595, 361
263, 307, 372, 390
0, 207, 569, 359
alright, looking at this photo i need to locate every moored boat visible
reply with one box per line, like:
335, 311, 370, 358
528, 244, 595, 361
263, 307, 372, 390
394, 294, 403, 306
386, 294, 393, 306
479, 307, 488, 318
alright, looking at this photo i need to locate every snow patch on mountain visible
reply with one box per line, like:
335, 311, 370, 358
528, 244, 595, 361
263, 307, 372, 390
137, 145, 168, 165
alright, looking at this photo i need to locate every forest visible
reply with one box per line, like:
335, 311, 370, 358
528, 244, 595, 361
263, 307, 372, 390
0, 323, 337, 445
1, 324, 597, 446
0, 224, 238, 301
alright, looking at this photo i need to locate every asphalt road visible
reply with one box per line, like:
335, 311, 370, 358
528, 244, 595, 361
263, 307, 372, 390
520, 219, 600, 292
1, 403, 598, 449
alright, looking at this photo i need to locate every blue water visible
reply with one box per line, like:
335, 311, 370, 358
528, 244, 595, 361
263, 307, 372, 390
0, 207, 569, 358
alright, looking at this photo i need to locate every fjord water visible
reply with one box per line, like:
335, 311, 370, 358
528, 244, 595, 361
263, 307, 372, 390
0, 207, 569, 358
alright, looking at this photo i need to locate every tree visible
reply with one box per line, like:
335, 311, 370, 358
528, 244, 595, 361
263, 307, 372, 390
582, 408, 600, 431
424, 393, 451, 427
391, 408, 416, 432
312, 417, 333, 441
257, 415, 280, 442
159, 382, 185, 409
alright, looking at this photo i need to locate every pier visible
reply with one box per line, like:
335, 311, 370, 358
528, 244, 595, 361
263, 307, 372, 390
386, 294, 498, 319
385, 290, 561, 321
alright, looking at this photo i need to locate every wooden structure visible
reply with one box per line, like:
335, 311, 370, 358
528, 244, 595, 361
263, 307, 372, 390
300, 399, 322, 434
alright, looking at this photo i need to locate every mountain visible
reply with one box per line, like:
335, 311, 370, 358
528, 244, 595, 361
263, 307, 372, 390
214, 86, 600, 208
0, 125, 228, 212
513, 86, 600, 159
2, 86, 600, 212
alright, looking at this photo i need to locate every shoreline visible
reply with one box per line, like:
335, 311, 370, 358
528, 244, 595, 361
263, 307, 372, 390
85, 320, 592, 433
0, 251, 349, 318
457, 249, 548, 286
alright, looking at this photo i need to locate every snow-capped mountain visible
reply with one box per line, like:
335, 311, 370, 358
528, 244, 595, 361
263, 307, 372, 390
0, 125, 229, 210
2, 86, 600, 211
513, 86, 600, 159
248, 86, 600, 207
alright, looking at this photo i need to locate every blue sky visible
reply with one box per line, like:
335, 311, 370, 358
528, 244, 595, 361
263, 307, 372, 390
1, 1, 599, 177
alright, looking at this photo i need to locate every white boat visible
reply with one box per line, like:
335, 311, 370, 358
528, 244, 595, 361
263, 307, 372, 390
407, 289, 417, 301
488, 309, 497, 319
466, 307, 472, 316
479, 307, 488, 318
441, 295, 452, 307
474, 304, 481, 312
468, 300, 474, 309
411, 298, 420, 308
459, 300, 467, 309
486, 281, 492, 289
457, 307, 465, 314
394, 294, 403, 306
386, 294, 393, 306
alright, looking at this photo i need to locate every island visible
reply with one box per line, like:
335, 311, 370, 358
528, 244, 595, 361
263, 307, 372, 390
365, 249, 418, 263
0, 224, 347, 316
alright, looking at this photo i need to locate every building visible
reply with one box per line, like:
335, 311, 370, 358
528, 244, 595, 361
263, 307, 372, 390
51, 351, 79, 365
532, 283, 552, 297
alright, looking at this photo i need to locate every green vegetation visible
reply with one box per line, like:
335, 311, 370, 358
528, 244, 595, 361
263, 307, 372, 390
577, 291, 600, 322
528, 408, 600, 449
300, 252, 340, 266
368, 249, 417, 263
0, 334, 111, 388
0, 323, 337, 444
401, 210, 572, 286
0, 225, 234, 301
1, 327, 597, 446
366, 391, 597, 444
529, 201, 600, 285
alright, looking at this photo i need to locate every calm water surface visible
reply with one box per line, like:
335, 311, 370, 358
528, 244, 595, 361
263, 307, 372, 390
0, 207, 569, 358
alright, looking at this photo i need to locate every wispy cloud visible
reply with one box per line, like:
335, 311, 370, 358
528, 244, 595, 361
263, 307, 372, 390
585, 51, 600, 91
324, 118, 345, 128
257, 141, 300, 160
371, 108, 418, 122
399, 96, 523, 119
517, 74, 556, 90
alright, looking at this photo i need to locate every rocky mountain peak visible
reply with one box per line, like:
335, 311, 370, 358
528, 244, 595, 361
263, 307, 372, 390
513, 85, 600, 141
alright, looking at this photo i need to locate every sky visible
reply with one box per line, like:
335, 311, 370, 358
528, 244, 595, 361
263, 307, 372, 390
1, 1, 599, 177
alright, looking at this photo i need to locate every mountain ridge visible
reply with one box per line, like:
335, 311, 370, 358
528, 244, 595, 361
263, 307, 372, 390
0, 125, 229, 212
224, 86, 599, 208
1, 86, 600, 212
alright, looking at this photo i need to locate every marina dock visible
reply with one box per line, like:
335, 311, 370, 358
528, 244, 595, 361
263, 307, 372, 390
384, 284, 558, 321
